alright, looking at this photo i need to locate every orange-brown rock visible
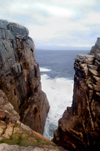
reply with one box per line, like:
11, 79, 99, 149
0, 20, 49, 134
0, 89, 67, 151
53, 38, 100, 151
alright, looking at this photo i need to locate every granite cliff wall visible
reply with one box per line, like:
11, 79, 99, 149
0, 20, 49, 134
53, 38, 100, 151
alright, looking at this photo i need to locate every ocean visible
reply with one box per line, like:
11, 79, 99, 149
35, 50, 89, 140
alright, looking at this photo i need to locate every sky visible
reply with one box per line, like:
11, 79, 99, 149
0, 0, 100, 50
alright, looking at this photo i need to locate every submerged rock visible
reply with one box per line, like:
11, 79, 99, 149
53, 38, 100, 151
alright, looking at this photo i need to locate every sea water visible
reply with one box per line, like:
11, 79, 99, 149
35, 50, 88, 140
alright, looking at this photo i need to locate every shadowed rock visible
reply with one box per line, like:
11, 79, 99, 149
53, 39, 100, 151
0, 19, 49, 134
0, 90, 67, 151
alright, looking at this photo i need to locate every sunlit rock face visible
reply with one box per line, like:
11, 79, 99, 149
0, 20, 49, 134
53, 38, 100, 151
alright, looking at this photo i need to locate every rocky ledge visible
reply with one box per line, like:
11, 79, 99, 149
0, 89, 67, 151
53, 38, 100, 151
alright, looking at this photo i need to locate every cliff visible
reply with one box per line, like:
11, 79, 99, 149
0, 19, 49, 134
53, 38, 100, 151
0, 89, 67, 151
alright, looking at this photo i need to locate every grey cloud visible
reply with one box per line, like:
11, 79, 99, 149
0, 0, 100, 49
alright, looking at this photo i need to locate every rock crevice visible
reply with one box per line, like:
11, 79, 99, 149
53, 38, 100, 151
0, 20, 49, 134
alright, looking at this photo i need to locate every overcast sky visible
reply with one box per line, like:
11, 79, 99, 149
0, 0, 100, 50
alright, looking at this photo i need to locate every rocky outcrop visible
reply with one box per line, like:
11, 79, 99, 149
53, 38, 100, 151
0, 89, 67, 151
89, 37, 100, 54
0, 144, 67, 151
0, 19, 49, 134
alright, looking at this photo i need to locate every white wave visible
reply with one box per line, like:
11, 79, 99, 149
40, 67, 51, 72
41, 74, 73, 140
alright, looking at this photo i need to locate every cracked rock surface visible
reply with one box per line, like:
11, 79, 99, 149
0, 19, 49, 134
53, 38, 100, 151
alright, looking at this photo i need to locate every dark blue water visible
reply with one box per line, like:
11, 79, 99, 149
35, 49, 89, 139
35, 50, 89, 79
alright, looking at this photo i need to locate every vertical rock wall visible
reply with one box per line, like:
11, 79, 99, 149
0, 20, 49, 134
53, 38, 100, 151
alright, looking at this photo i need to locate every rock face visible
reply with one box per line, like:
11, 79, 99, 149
0, 20, 49, 134
89, 37, 100, 54
53, 38, 100, 151
0, 89, 67, 151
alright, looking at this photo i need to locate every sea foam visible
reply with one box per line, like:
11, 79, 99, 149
41, 74, 73, 140
40, 67, 51, 72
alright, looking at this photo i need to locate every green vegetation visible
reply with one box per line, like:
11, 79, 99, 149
0, 133, 55, 147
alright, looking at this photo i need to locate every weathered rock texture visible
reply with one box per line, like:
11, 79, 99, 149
53, 38, 100, 151
0, 19, 49, 134
89, 37, 100, 54
0, 144, 67, 151
0, 89, 67, 151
